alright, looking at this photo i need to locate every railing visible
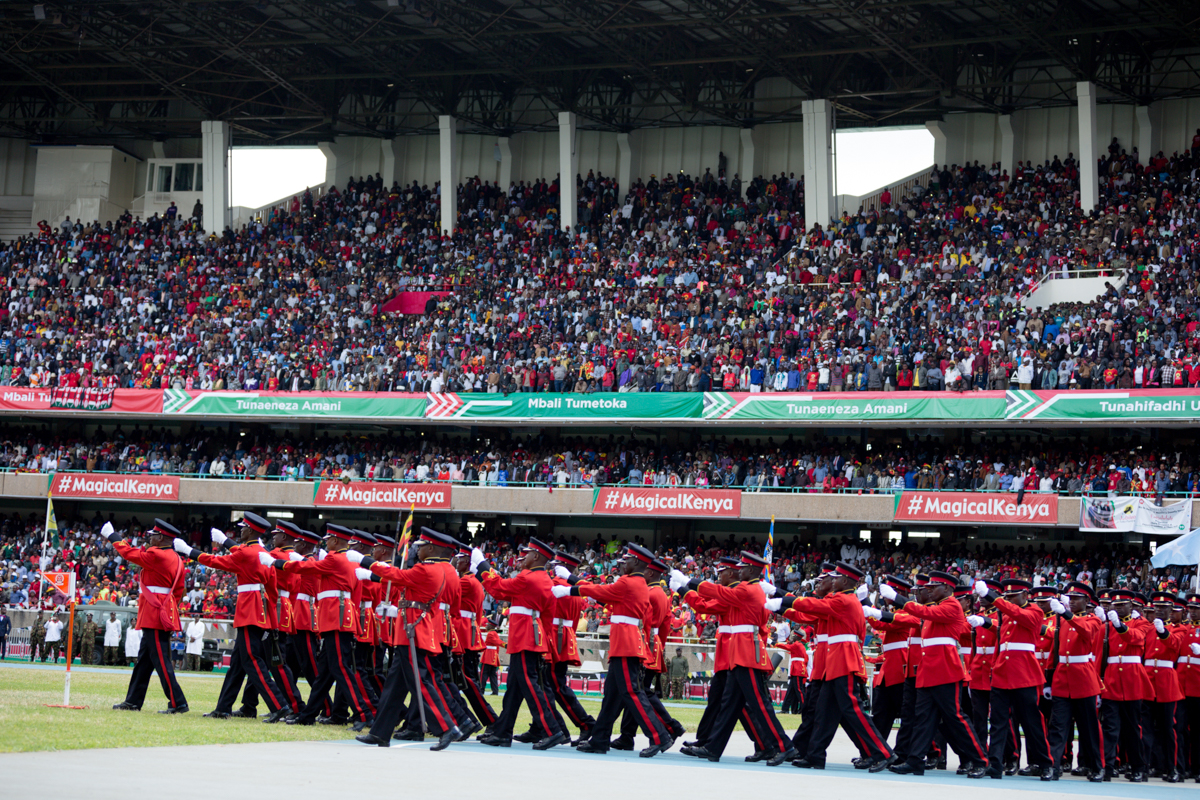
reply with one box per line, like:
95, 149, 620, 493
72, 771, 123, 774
9, 467, 1197, 500
230, 183, 329, 230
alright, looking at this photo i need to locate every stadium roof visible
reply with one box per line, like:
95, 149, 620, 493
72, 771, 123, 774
1, 0, 1199, 144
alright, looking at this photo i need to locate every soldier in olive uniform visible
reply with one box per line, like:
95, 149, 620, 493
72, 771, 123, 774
28, 611, 44, 661
78, 614, 98, 665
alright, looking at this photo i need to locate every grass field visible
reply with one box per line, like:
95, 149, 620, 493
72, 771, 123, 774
0, 665, 718, 753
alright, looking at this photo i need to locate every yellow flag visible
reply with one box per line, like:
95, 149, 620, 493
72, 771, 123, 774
46, 499, 57, 534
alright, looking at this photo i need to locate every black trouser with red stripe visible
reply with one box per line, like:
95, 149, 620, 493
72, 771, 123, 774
297, 630, 371, 723
379, 645, 456, 736
1048, 695, 1104, 773
904, 681, 987, 770
620, 668, 683, 741
988, 685, 1051, 772
402, 648, 468, 733
289, 629, 331, 717
436, 650, 477, 728
781, 676, 806, 715
872, 681, 904, 747
587, 655, 667, 749
696, 670, 770, 751
455, 650, 497, 725
1183, 696, 1200, 774
971, 688, 1020, 764
491, 650, 563, 740
805, 674, 893, 766
123, 628, 188, 710
1101, 698, 1144, 771
331, 641, 380, 721
216, 626, 285, 715
241, 633, 305, 714
523, 658, 570, 739
552, 660, 594, 732
705, 665, 791, 758
1146, 700, 1180, 773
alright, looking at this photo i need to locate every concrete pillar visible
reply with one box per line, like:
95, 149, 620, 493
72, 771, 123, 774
558, 111, 577, 232
317, 142, 338, 188
497, 137, 513, 199
802, 99, 833, 230
380, 138, 398, 189
616, 132, 632, 199
998, 114, 1020, 180
1135, 104, 1160, 166
200, 120, 230, 234
1076, 81, 1098, 214
925, 120, 947, 169
438, 115, 458, 236
739, 128, 756, 197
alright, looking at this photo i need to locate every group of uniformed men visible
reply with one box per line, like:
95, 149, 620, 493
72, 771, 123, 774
97, 518, 1200, 779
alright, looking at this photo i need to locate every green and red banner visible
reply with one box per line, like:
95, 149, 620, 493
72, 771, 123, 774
161, 389, 426, 419
703, 391, 1006, 421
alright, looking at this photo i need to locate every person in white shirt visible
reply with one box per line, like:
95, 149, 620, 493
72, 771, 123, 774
184, 618, 206, 671
43, 614, 64, 663
123, 626, 143, 666
103, 612, 123, 665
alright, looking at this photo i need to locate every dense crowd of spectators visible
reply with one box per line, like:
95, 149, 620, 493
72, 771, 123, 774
0, 133, 1197, 398
0, 424, 1193, 499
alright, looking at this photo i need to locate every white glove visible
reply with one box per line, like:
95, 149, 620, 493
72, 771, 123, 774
1042, 686, 1052, 700
761, 582, 776, 598
1094, 606, 1107, 622
855, 584, 868, 601
1060, 594, 1072, 607
879, 584, 897, 602
1049, 599, 1066, 616
864, 606, 882, 620
550, 584, 571, 598
354, 568, 373, 581
257, 551, 274, 567
344, 549, 364, 564
765, 598, 782, 613
210, 528, 227, 546
1107, 610, 1120, 624
469, 547, 486, 574
1190, 643, 1200, 656
1131, 610, 1141, 619
172, 538, 191, 555
1154, 617, 1166, 634
318, 549, 328, 561
974, 580, 989, 597
553, 565, 571, 580
375, 604, 389, 618
668, 569, 689, 592
100, 521, 114, 540
288, 551, 303, 562
967, 614, 985, 628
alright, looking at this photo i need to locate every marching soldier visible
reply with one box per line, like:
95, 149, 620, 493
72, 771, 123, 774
865, 574, 919, 758
1099, 588, 1149, 782
969, 577, 1054, 779
546, 550, 595, 741
262, 524, 374, 727
875, 570, 987, 777
175, 513, 289, 722
366, 534, 396, 697
968, 578, 1016, 770
472, 537, 566, 749
481, 620, 503, 695
104, 519, 189, 714
1145, 591, 1186, 781
425, 535, 480, 738
1043, 581, 1106, 781
1180, 594, 1200, 782
345, 526, 461, 750
451, 540, 497, 727
777, 631, 808, 715
286, 529, 330, 719
335, 530, 380, 728
265, 520, 304, 715
557, 543, 673, 757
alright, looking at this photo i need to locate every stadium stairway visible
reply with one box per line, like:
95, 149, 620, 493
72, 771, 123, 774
0, 208, 33, 241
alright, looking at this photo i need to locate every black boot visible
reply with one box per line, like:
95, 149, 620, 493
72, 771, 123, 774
430, 727, 460, 751
355, 733, 390, 747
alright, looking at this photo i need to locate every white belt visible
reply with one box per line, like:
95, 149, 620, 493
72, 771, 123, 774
790, 657, 804, 663
976, 646, 996, 655
959, 646, 973, 655
816, 634, 829, 642
278, 590, 291, 598
1178, 656, 1200, 666
718, 624, 757, 634
999, 642, 1036, 652
360, 602, 373, 609
438, 603, 449, 611
509, 606, 540, 617
826, 634, 859, 645
611, 615, 642, 626
1035, 650, 1051, 660
1107, 655, 1141, 664
652, 627, 659, 636
237, 583, 263, 593
485, 645, 498, 650
551, 617, 573, 627
145, 585, 171, 595
1062, 654, 1094, 664
460, 610, 475, 619
921, 637, 957, 648
908, 636, 923, 646
1147, 659, 1176, 669
295, 593, 313, 602
317, 590, 351, 600
881, 641, 909, 652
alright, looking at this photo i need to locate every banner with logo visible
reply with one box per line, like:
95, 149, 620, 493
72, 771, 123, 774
42, 571, 76, 599
162, 390, 426, 419
592, 487, 741, 518
313, 481, 451, 510
1078, 495, 1190, 534
1006, 389, 1200, 421
50, 473, 180, 501
894, 491, 1058, 525
426, 392, 701, 421
0, 387, 162, 414
704, 391, 1005, 421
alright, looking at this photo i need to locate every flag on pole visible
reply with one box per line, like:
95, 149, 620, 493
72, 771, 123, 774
399, 503, 415, 563
763, 515, 774, 581
46, 499, 58, 536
